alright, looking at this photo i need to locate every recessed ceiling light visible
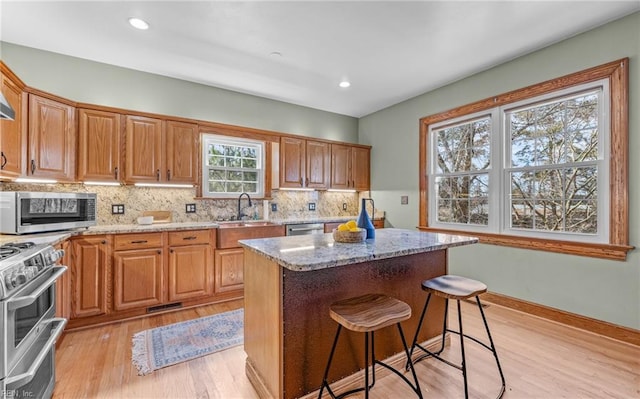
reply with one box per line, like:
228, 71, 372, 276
128, 17, 149, 30
339, 80, 351, 88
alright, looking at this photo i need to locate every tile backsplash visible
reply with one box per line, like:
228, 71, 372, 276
1, 183, 370, 225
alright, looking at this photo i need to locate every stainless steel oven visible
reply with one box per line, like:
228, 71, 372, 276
1, 317, 66, 399
0, 243, 67, 399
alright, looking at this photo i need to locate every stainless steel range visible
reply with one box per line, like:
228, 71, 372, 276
0, 241, 67, 399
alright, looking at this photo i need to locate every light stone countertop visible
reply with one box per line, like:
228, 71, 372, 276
239, 228, 478, 272
83, 221, 219, 234
0, 217, 384, 247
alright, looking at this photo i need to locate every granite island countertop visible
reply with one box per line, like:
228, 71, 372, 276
239, 228, 478, 272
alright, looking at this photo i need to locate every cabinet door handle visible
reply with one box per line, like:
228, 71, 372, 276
167, 169, 171, 181
131, 240, 148, 244
157, 250, 162, 254
299, 177, 303, 186
30, 160, 36, 174
114, 167, 119, 180
156, 169, 160, 181
1, 152, 6, 169
183, 236, 196, 240
101, 240, 107, 244
170, 249, 174, 253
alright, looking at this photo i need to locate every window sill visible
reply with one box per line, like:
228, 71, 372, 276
417, 226, 634, 261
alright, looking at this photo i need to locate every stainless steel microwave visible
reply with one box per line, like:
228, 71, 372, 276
0, 191, 97, 234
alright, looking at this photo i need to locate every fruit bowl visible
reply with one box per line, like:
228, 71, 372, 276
332, 228, 366, 243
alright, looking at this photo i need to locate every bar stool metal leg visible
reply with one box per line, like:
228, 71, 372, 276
318, 325, 343, 399
476, 297, 506, 397
407, 275, 506, 399
319, 294, 423, 398
457, 300, 468, 399
319, 322, 423, 399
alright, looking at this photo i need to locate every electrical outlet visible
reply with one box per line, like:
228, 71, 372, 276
401, 196, 409, 205
342, 203, 347, 211
111, 204, 125, 214
271, 203, 278, 212
185, 203, 196, 213
308, 202, 316, 211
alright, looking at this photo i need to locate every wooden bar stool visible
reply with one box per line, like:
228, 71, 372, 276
318, 293, 423, 399
408, 275, 506, 399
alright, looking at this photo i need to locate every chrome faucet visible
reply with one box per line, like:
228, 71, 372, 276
237, 192, 253, 220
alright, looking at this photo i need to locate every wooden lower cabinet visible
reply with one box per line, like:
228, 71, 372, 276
55, 240, 71, 320
168, 230, 214, 301
65, 229, 227, 330
69, 236, 110, 318
215, 248, 244, 293
113, 247, 164, 311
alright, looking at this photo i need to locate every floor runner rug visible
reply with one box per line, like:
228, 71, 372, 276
132, 308, 244, 375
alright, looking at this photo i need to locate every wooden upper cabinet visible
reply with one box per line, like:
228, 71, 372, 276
280, 137, 305, 188
124, 116, 198, 184
124, 115, 164, 183
0, 65, 27, 180
330, 144, 370, 191
351, 146, 370, 191
330, 144, 351, 190
280, 137, 329, 189
77, 109, 122, 182
28, 94, 76, 181
166, 120, 198, 184
305, 140, 330, 189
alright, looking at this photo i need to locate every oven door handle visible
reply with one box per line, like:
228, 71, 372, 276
4, 317, 67, 386
7, 266, 67, 311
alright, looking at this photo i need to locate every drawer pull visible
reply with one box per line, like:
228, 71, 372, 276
183, 236, 197, 240
131, 240, 148, 244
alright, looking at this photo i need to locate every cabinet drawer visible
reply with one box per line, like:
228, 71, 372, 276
168, 229, 212, 246
113, 233, 163, 250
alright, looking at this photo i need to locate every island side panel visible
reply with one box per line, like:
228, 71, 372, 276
244, 249, 283, 399
281, 250, 447, 399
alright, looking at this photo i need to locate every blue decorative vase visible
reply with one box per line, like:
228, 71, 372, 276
357, 198, 375, 239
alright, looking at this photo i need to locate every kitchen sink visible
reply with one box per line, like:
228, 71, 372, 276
216, 221, 285, 248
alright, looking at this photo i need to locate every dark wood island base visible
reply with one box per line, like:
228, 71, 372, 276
245, 248, 448, 398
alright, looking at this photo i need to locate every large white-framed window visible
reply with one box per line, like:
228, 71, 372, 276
201, 134, 265, 198
419, 59, 631, 260
430, 82, 609, 243
504, 83, 609, 243
429, 110, 499, 233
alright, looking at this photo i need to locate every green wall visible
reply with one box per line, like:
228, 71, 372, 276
360, 12, 640, 329
0, 42, 358, 143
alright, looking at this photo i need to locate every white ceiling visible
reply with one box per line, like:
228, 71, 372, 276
1, 1, 638, 117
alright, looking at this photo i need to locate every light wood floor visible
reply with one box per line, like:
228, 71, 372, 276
52, 298, 639, 398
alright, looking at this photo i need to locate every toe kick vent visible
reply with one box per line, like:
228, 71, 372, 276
147, 302, 183, 313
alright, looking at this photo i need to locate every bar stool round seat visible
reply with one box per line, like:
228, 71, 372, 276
408, 275, 506, 399
421, 275, 487, 299
319, 293, 423, 399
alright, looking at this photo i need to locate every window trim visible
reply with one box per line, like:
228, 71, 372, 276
418, 58, 632, 260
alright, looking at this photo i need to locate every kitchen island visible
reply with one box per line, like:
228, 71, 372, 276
239, 228, 477, 399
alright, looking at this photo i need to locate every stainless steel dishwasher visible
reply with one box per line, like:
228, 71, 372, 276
285, 223, 325, 236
